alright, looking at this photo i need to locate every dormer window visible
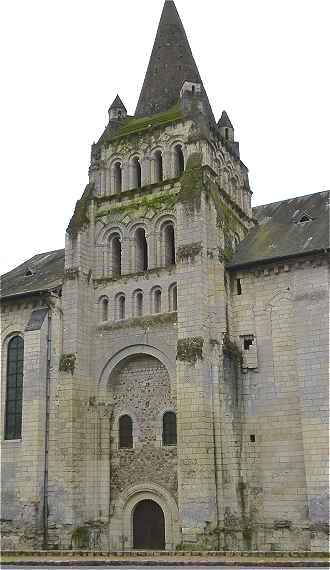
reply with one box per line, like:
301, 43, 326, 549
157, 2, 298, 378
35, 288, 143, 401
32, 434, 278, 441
24, 268, 34, 277
298, 214, 312, 223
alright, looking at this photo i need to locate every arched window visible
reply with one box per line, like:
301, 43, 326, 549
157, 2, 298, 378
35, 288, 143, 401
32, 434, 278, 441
101, 297, 109, 322
113, 162, 122, 194
134, 290, 144, 317
174, 145, 185, 177
154, 151, 163, 183
5, 336, 24, 440
135, 228, 148, 272
117, 294, 126, 320
119, 415, 133, 449
110, 234, 122, 277
169, 284, 178, 312
153, 288, 162, 314
132, 157, 142, 189
163, 223, 175, 266
162, 411, 177, 446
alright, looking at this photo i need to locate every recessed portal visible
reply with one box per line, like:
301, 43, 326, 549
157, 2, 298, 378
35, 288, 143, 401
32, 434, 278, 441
133, 499, 165, 550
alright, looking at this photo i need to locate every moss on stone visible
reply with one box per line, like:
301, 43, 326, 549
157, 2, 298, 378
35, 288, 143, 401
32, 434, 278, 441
59, 353, 76, 375
99, 312, 177, 332
111, 104, 183, 143
176, 242, 203, 263
177, 337, 204, 364
223, 335, 242, 366
67, 183, 95, 237
178, 152, 203, 209
71, 526, 89, 549
95, 191, 177, 221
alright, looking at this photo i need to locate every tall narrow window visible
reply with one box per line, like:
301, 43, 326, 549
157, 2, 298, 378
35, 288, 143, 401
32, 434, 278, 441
169, 284, 178, 312
119, 415, 133, 449
101, 298, 109, 322
154, 151, 163, 182
135, 228, 148, 272
164, 224, 175, 266
154, 289, 162, 314
237, 279, 242, 296
132, 157, 142, 189
174, 145, 184, 177
163, 412, 177, 446
134, 290, 143, 317
111, 234, 122, 276
114, 162, 122, 194
5, 336, 24, 440
117, 294, 126, 320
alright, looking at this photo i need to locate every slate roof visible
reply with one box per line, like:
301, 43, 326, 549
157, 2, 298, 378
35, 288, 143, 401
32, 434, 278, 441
135, 0, 215, 123
228, 191, 330, 269
0, 249, 65, 300
218, 111, 234, 129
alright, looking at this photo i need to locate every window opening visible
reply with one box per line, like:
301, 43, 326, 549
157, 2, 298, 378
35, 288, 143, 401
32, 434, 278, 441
191, 85, 195, 94
164, 224, 175, 266
118, 295, 126, 320
118, 110, 122, 118
174, 145, 184, 177
250, 434, 256, 443
110, 234, 122, 277
163, 411, 177, 446
155, 151, 163, 182
135, 291, 143, 317
154, 289, 162, 314
5, 336, 24, 440
119, 415, 133, 448
114, 162, 122, 194
225, 128, 229, 140
237, 279, 242, 295
136, 228, 148, 272
102, 298, 109, 322
169, 284, 178, 312
133, 157, 142, 189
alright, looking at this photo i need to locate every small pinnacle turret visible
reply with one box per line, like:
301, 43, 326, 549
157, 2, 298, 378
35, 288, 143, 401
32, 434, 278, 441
218, 110, 234, 142
108, 95, 127, 121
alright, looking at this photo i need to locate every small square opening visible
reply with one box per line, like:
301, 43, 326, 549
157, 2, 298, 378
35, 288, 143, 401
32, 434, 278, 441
244, 338, 254, 351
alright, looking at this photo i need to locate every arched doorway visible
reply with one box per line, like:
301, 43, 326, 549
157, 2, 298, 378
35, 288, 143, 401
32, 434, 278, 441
133, 499, 165, 550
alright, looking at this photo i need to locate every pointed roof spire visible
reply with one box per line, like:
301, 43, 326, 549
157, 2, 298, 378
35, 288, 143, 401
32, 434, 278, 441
109, 94, 127, 113
218, 111, 234, 129
135, 0, 214, 121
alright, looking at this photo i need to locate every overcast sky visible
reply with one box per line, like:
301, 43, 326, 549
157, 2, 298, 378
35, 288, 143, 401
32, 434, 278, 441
0, 0, 329, 275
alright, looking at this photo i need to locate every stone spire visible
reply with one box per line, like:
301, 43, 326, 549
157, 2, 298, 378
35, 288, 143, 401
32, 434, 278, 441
135, 0, 214, 121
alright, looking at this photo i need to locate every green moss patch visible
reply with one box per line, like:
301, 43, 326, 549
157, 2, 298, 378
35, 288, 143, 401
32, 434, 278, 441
111, 104, 183, 142
176, 242, 203, 263
59, 353, 76, 375
99, 312, 177, 332
67, 183, 95, 237
177, 337, 204, 365
95, 190, 177, 221
178, 152, 203, 209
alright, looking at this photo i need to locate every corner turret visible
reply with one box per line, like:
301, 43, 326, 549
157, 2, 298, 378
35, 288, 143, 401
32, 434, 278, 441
218, 110, 234, 142
108, 95, 127, 121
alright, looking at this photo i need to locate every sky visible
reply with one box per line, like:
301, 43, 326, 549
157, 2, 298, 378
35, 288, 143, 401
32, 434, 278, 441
0, 0, 329, 275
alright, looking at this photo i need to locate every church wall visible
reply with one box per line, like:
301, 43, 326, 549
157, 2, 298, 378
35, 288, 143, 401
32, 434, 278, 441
1, 294, 63, 549
228, 255, 329, 551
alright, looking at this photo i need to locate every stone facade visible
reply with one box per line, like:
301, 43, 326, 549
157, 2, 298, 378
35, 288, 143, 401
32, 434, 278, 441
1, 0, 329, 554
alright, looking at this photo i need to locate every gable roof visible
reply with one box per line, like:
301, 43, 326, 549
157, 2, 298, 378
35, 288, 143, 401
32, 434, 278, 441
0, 249, 65, 300
228, 190, 330, 269
135, 0, 215, 122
